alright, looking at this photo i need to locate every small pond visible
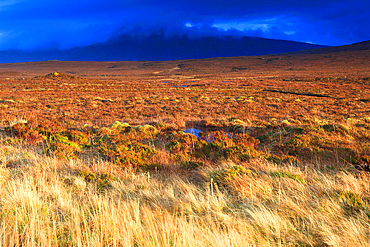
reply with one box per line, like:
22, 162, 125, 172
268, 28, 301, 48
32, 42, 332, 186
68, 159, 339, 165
171, 85, 188, 88
183, 128, 202, 138
182, 128, 234, 142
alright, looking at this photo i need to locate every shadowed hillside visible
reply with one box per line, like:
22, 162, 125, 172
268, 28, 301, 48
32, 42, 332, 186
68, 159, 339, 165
0, 34, 326, 63
295, 40, 370, 54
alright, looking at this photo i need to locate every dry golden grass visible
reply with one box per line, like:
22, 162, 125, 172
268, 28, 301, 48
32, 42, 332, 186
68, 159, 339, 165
0, 140, 369, 247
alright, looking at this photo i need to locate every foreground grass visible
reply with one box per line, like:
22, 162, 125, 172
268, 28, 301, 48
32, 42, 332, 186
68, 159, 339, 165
0, 143, 369, 247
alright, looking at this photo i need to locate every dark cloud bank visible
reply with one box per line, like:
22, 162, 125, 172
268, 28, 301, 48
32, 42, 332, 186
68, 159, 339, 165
0, 0, 369, 62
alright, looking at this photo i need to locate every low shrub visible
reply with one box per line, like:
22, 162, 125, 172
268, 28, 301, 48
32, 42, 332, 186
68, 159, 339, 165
335, 190, 365, 214
95, 134, 157, 168
265, 154, 301, 165
45, 134, 82, 158
209, 165, 252, 187
8, 122, 45, 144
180, 160, 205, 170
77, 170, 115, 192
271, 170, 306, 184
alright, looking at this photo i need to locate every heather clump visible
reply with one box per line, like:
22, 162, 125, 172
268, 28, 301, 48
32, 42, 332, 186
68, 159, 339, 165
110, 121, 131, 132
209, 164, 252, 187
271, 170, 306, 184
166, 130, 261, 162
198, 131, 260, 161
180, 160, 205, 170
77, 170, 116, 192
265, 154, 301, 165
255, 121, 370, 166
166, 131, 200, 154
94, 132, 157, 168
44, 133, 82, 158
7, 122, 45, 144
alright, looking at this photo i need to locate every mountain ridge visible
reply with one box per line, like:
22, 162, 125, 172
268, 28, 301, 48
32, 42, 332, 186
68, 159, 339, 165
294, 40, 370, 54
0, 34, 326, 63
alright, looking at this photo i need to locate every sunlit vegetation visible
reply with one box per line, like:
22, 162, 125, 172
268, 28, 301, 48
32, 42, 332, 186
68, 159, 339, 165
0, 49, 369, 246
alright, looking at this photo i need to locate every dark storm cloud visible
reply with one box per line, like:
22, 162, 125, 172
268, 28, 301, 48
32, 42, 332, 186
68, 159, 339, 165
0, 0, 369, 50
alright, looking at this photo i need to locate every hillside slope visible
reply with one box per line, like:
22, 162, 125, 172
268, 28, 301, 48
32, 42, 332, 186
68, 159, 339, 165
0, 35, 326, 63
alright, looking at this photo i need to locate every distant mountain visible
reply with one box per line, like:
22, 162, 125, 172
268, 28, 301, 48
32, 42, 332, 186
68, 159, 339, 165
295, 40, 370, 54
0, 34, 327, 63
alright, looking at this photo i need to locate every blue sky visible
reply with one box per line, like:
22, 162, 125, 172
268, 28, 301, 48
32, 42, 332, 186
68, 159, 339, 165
0, 0, 369, 50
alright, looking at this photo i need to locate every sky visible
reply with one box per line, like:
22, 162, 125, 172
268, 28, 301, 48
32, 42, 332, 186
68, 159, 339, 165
0, 0, 369, 51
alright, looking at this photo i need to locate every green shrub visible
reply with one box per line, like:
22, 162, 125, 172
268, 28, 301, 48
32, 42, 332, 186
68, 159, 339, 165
209, 165, 251, 187
95, 134, 157, 168
180, 160, 205, 170
195, 131, 260, 161
265, 154, 300, 165
62, 130, 89, 146
78, 171, 115, 192
166, 131, 199, 154
284, 135, 309, 148
271, 170, 306, 184
45, 134, 82, 158
110, 121, 131, 132
335, 190, 365, 214
222, 146, 260, 162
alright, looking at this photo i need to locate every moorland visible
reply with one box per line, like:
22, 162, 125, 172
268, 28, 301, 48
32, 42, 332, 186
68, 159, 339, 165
0, 42, 369, 246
